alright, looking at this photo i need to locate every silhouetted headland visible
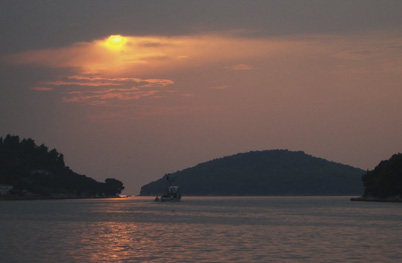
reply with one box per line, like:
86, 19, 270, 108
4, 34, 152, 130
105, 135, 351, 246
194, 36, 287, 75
351, 153, 402, 202
0, 134, 125, 200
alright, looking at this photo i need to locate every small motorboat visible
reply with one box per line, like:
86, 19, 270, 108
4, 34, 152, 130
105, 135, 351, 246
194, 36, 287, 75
154, 174, 182, 202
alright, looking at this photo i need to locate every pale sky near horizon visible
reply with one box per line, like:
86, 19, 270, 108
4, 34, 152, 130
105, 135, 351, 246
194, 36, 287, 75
1, 0, 402, 194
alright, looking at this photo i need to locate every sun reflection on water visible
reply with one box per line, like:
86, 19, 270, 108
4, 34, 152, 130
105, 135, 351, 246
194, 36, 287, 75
1, 197, 401, 262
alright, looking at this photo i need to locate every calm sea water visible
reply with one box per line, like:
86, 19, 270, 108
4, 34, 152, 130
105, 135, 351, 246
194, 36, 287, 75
1, 196, 401, 262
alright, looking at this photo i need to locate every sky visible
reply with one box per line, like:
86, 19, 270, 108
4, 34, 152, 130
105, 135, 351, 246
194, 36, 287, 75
1, 0, 402, 194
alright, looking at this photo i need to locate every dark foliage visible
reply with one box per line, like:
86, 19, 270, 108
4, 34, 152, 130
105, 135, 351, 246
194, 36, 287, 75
140, 150, 364, 196
362, 153, 402, 198
0, 134, 124, 198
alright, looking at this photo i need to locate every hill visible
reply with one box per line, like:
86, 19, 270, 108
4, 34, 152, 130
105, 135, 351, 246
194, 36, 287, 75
140, 150, 365, 196
355, 153, 402, 201
0, 134, 124, 199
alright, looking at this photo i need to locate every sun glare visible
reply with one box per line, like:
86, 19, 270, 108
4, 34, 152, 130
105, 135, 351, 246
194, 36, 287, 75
104, 35, 127, 51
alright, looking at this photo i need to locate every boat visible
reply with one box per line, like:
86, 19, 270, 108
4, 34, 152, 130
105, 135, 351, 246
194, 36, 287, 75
154, 174, 182, 202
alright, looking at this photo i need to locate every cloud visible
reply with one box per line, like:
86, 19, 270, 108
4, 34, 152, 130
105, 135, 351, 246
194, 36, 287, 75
30, 87, 54, 91
63, 88, 159, 105
3, 34, 275, 107
4, 32, 402, 110
37, 75, 174, 106
5, 34, 277, 76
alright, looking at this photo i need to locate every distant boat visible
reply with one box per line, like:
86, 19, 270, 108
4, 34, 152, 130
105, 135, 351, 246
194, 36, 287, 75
154, 174, 182, 202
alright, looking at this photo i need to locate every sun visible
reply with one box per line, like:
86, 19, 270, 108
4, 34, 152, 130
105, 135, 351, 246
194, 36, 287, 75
104, 35, 127, 51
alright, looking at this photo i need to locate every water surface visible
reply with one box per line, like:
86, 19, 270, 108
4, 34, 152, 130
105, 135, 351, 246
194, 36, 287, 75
1, 196, 401, 262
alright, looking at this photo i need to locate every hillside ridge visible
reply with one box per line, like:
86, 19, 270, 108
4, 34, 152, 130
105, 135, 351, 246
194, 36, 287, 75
0, 134, 124, 199
140, 149, 364, 196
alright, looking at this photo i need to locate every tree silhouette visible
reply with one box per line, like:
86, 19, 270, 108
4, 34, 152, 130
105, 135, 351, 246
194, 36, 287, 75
362, 153, 402, 198
104, 178, 125, 195
0, 134, 125, 198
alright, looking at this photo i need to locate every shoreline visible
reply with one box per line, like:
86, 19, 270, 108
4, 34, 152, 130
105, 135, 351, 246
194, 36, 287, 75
351, 196, 402, 203
0, 195, 129, 201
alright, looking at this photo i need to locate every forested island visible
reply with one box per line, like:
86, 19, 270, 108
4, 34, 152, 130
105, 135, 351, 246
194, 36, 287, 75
0, 135, 124, 200
352, 153, 402, 202
140, 150, 365, 196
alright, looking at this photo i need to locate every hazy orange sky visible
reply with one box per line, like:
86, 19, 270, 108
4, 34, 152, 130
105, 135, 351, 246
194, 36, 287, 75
1, 1, 402, 194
